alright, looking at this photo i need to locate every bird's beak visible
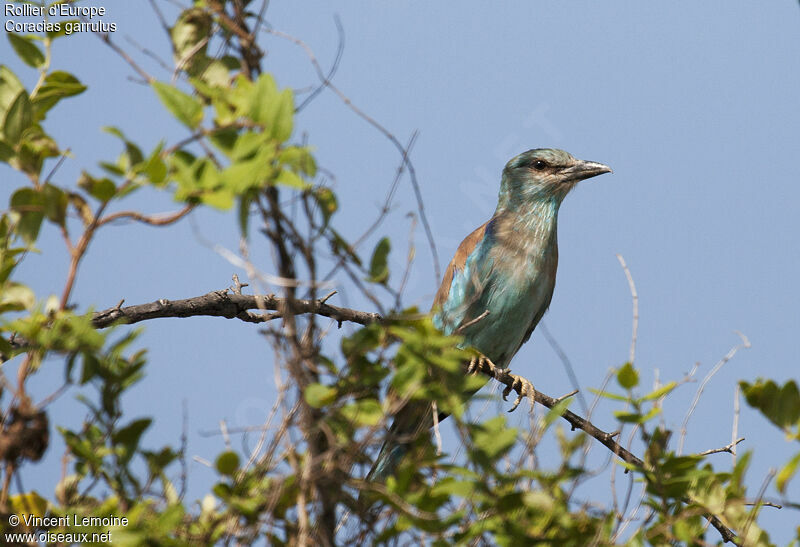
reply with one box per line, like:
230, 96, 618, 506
562, 160, 613, 183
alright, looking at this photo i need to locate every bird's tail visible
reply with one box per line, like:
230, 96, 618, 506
365, 438, 410, 484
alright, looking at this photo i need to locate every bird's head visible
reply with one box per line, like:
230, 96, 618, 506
498, 148, 612, 210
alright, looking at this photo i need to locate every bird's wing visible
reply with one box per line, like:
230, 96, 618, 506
432, 219, 496, 333
516, 244, 558, 350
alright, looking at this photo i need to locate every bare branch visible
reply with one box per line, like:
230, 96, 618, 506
732, 384, 741, 466
97, 204, 195, 228
91, 290, 382, 329
698, 437, 745, 457
616, 254, 639, 365
455, 310, 490, 334
679, 331, 751, 454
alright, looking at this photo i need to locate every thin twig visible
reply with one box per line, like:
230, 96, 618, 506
732, 384, 741, 466
93, 31, 154, 84
97, 204, 195, 227
42, 149, 70, 186
539, 321, 588, 415
679, 331, 751, 454
296, 15, 345, 113
431, 401, 443, 456
698, 437, 745, 457
262, 25, 441, 286
455, 310, 490, 334
615, 254, 638, 365
742, 468, 776, 541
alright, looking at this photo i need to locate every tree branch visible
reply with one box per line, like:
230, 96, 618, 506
91, 290, 382, 329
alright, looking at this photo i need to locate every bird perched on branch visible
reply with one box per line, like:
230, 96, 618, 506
368, 148, 612, 482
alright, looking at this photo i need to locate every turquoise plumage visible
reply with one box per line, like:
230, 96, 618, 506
368, 148, 612, 482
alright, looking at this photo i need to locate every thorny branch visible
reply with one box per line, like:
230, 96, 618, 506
90, 288, 382, 330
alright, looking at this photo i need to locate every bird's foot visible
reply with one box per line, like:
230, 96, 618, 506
502, 374, 536, 413
466, 354, 536, 412
467, 354, 493, 374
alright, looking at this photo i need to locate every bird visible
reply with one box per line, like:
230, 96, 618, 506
367, 148, 612, 483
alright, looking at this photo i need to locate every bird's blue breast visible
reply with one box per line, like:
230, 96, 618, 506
433, 210, 558, 368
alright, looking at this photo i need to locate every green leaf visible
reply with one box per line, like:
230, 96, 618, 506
215, 451, 240, 476
776, 452, 800, 494
472, 416, 517, 460
10, 187, 44, 245
304, 383, 338, 408
8, 491, 48, 519
7, 34, 45, 68
230, 130, 270, 161
78, 171, 117, 202
42, 184, 68, 226
340, 399, 383, 426
430, 478, 475, 498
276, 168, 309, 190
80, 354, 100, 384
367, 237, 391, 284
152, 81, 203, 129
238, 191, 254, 238
35, 71, 86, 104
271, 89, 294, 142
249, 74, 293, 141
142, 144, 167, 184
587, 387, 629, 402
99, 161, 124, 177
0, 139, 14, 162
0, 282, 35, 312
313, 187, 337, 225
201, 189, 234, 210
248, 73, 277, 119
170, 7, 212, 63
112, 418, 152, 462
16, 128, 58, 177
740, 379, 800, 433
543, 397, 573, 428
616, 362, 639, 390
279, 146, 316, 177
197, 59, 232, 88
103, 126, 144, 166
330, 229, 362, 266
212, 482, 232, 499
639, 381, 678, 402
0, 66, 25, 118
68, 192, 93, 226
3, 90, 32, 145
615, 407, 660, 424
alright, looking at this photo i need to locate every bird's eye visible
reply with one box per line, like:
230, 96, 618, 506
532, 160, 548, 171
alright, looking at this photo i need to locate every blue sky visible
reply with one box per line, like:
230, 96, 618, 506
2, 1, 799, 541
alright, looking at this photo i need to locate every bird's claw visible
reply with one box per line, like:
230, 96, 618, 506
506, 374, 535, 413
466, 354, 534, 411
502, 383, 513, 401
467, 354, 492, 375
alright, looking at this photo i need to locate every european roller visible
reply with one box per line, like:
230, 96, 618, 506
368, 148, 612, 483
